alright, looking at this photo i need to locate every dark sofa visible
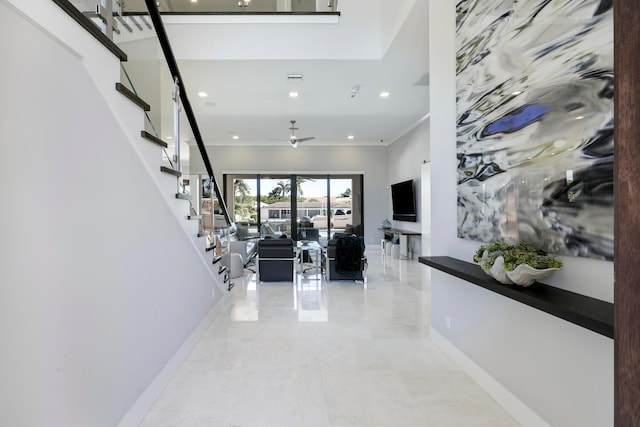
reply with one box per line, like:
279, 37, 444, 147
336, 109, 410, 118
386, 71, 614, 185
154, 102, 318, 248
257, 238, 297, 282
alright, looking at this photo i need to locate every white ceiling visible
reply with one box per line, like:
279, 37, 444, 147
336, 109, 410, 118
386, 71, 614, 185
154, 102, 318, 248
117, 0, 429, 147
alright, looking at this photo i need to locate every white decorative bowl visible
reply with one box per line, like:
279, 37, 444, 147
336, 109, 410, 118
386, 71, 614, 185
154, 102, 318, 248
505, 263, 560, 287
489, 256, 513, 284
477, 250, 493, 277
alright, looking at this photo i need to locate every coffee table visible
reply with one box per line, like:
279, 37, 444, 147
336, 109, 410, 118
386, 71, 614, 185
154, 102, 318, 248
297, 240, 322, 276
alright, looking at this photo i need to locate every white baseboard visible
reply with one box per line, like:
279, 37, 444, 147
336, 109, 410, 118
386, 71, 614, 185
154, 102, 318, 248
116, 296, 231, 427
428, 327, 551, 427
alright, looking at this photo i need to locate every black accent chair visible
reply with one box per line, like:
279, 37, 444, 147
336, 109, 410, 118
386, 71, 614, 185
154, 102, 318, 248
296, 227, 319, 242
257, 238, 297, 282
324, 235, 367, 286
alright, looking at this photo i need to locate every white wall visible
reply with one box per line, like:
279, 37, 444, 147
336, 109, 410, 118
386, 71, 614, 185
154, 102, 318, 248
386, 119, 430, 257
0, 2, 223, 425
380, 0, 417, 55
190, 144, 387, 246
427, 1, 613, 426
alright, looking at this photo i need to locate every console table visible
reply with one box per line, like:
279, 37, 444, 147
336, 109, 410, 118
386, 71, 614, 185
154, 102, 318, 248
379, 228, 421, 259
419, 256, 614, 338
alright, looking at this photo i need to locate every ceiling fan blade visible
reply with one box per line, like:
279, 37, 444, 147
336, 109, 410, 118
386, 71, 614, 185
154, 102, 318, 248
286, 120, 313, 147
296, 137, 315, 142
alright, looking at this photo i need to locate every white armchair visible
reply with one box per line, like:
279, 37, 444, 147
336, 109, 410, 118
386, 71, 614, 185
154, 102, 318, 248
227, 223, 258, 270
228, 240, 254, 266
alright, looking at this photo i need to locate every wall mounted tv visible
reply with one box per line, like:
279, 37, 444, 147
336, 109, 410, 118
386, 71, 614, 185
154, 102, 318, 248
391, 179, 417, 222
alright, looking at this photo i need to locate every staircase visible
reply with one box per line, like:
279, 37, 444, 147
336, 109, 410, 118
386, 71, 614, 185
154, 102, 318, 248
114, 73, 231, 291
2, 1, 234, 426
48, 0, 232, 288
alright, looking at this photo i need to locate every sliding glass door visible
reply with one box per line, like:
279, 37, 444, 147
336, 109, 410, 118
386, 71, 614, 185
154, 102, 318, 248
331, 175, 363, 236
224, 173, 363, 244
260, 176, 293, 238
231, 177, 258, 235
297, 176, 329, 244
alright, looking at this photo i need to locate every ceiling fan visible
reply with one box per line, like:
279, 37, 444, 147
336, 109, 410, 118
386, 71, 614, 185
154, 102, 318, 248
287, 120, 315, 148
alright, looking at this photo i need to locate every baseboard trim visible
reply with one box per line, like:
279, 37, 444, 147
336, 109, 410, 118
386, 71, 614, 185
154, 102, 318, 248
428, 327, 551, 427
116, 296, 232, 427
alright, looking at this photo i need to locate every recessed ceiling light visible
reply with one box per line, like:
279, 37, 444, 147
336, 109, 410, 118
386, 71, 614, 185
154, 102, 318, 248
232, 135, 239, 140
289, 91, 299, 98
379, 91, 390, 98
347, 135, 354, 140
198, 92, 207, 97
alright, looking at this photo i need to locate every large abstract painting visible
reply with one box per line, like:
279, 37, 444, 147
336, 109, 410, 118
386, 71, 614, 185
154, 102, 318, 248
456, 0, 614, 260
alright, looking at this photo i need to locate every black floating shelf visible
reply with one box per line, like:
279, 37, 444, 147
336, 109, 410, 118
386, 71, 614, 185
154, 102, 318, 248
197, 232, 207, 238
218, 265, 227, 275
419, 256, 614, 339
212, 256, 223, 265
175, 193, 191, 201
205, 245, 216, 252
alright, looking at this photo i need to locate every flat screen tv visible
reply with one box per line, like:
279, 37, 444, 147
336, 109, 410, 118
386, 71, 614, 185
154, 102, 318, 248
391, 179, 417, 222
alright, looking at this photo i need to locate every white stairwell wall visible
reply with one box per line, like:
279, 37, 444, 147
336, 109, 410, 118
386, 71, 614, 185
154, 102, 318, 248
0, 1, 227, 426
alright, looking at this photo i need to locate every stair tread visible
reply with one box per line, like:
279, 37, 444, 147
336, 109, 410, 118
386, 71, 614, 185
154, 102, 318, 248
141, 131, 168, 148
115, 83, 150, 111
160, 166, 181, 177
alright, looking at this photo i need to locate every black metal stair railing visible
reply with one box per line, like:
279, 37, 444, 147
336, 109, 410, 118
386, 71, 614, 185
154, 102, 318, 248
142, 0, 231, 226
51, 0, 232, 229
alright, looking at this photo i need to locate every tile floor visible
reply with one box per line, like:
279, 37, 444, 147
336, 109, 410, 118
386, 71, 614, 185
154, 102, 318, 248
140, 250, 520, 427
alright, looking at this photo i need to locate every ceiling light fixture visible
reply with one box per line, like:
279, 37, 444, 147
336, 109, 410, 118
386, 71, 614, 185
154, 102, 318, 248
232, 135, 239, 140
347, 135, 354, 140
289, 91, 299, 98
287, 73, 303, 82
349, 85, 360, 99
198, 92, 207, 97
379, 91, 390, 98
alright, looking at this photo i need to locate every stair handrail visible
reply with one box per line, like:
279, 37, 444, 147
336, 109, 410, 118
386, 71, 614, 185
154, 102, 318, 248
122, 61, 203, 222
142, 0, 231, 226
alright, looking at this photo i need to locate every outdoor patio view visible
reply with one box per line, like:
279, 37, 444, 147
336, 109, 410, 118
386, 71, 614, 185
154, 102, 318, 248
225, 174, 363, 245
